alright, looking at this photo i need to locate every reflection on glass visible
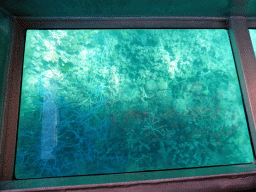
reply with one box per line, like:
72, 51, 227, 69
15, 29, 254, 179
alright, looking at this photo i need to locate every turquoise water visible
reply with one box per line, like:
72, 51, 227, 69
249, 29, 256, 56
15, 29, 254, 179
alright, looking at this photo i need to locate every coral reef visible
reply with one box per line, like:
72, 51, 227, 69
16, 85, 127, 178
15, 29, 254, 179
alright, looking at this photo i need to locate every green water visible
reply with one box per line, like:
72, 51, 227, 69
249, 29, 256, 57
15, 29, 254, 179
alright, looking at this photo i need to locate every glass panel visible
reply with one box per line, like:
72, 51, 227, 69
249, 29, 256, 57
15, 29, 254, 179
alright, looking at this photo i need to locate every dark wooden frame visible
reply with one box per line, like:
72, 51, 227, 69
1, 16, 256, 191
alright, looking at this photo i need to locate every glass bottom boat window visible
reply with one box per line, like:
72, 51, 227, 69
15, 29, 254, 179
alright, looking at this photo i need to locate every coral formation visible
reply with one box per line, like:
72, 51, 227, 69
15, 29, 254, 179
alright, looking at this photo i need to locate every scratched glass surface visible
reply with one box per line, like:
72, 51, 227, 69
15, 29, 254, 179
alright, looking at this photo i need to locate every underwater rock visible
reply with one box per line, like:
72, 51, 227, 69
145, 78, 168, 92
188, 81, 204, 95
157, 77, 168, 90
145, 79, 157, 92
174, 98, 189, 116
